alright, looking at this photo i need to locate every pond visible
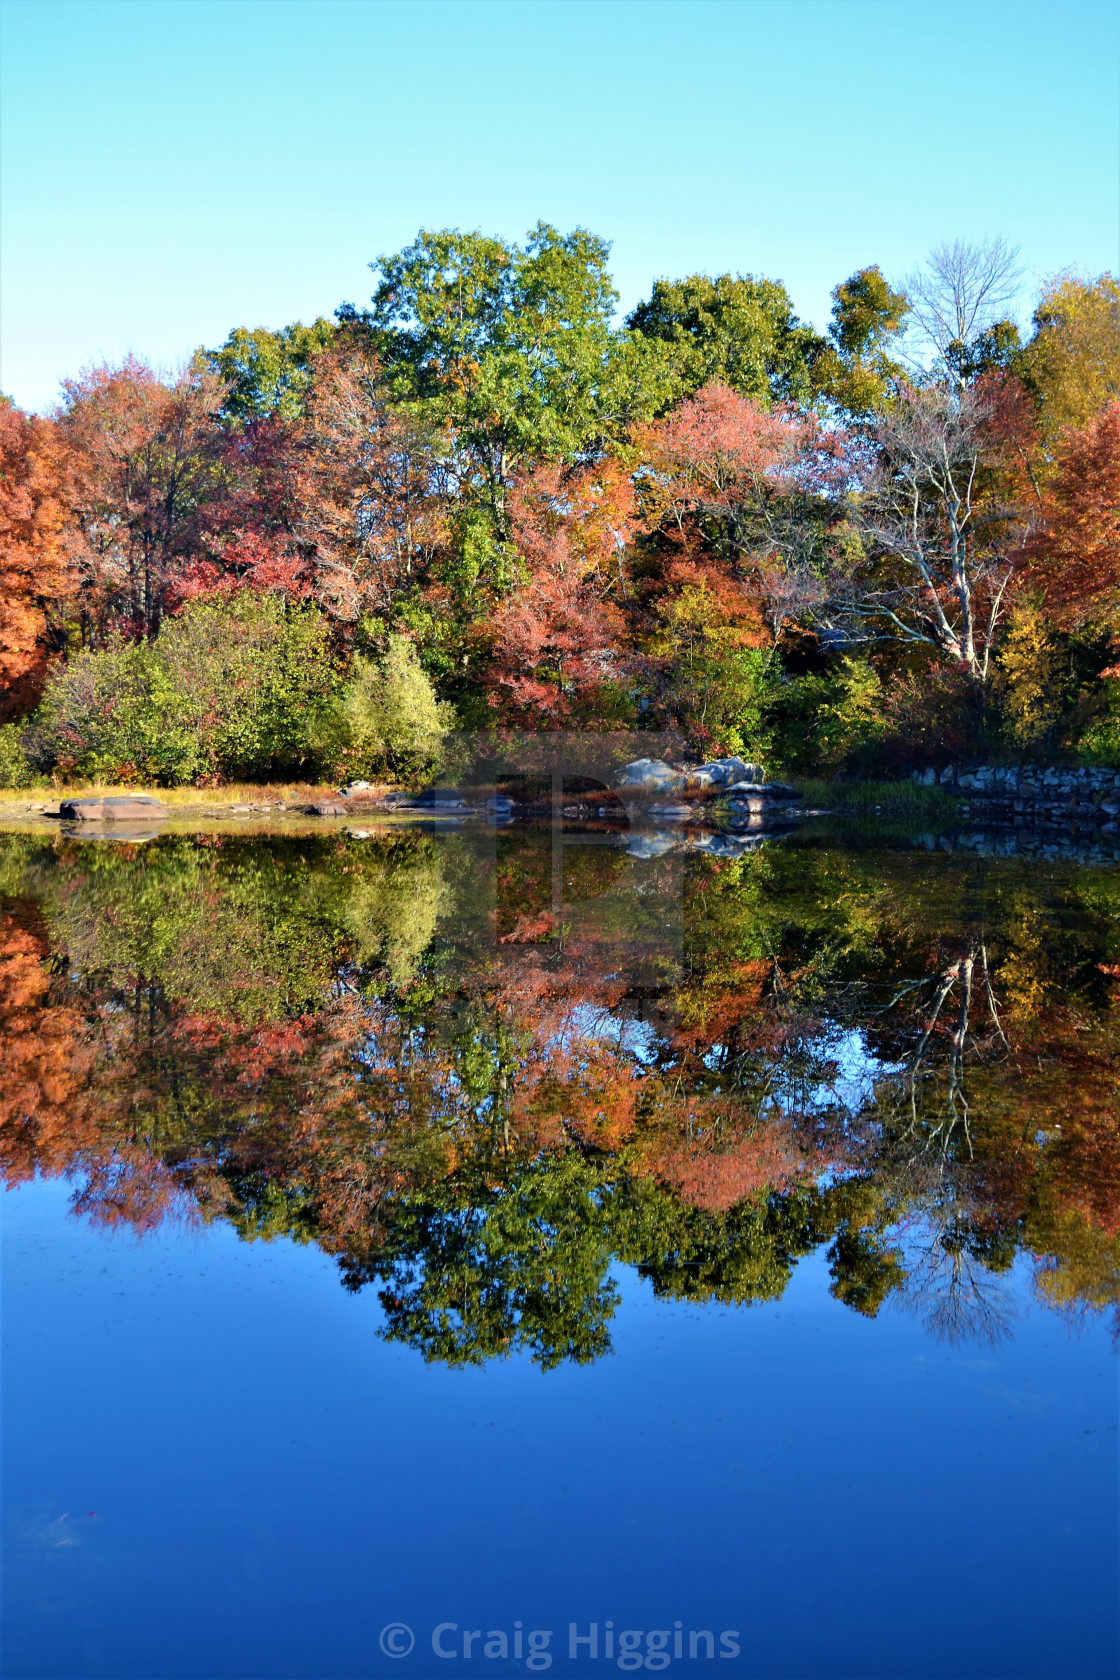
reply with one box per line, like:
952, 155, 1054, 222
2, 819, 1117, 1680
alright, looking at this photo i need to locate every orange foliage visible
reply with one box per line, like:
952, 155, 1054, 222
487, 459, 634, 722
0, 404, 74, 715
649, 1113, 801, 1214
1024, 401, 1120, 626
0, 905, 94, 1183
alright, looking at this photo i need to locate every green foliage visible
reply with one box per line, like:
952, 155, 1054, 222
28, 594, 337, 784
625, 272, 825, 408
156, 592, 337, 780
660, 638, 776, 760
29, 638, 200, 783
206, 318, 336, 424
0, 722, 39, 788
334, 635, 455, 780
358, 223, 662, 483
1075, 678, 1120, 765
813, 265, 910, 414
772, 657, 885, 773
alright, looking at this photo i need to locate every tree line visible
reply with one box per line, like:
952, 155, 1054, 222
1, 224, 1117, 784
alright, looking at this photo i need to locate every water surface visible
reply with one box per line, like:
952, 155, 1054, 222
2, 822, 1117, 1679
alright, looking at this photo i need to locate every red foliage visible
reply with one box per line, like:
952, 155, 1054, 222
487, 459, 635, 723
1025, 401, 1120, 626
0, 404, 74, 715
55, 357, 226, 637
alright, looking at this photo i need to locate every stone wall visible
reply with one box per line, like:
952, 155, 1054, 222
912, 763, 1120, 834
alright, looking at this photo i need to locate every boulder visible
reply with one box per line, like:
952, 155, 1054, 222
306, 800, 349, 816
726, 781, 799, 801
615, 758, 685, 793
648, 803, 695, 821
59, 795, 166, 821
687, 757, 763, 789
413, 787, 467, 809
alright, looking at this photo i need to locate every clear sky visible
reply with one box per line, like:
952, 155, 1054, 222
2, 0, 1118, 412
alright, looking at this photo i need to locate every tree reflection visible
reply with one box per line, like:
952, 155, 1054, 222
1, 828, 1118, 1365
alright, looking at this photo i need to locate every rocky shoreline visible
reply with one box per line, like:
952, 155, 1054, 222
912, 763, 1120, 836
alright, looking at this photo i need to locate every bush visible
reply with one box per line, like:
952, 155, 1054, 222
334, 635, 454, 779
0, 721, 37, 788
1076, 679, 1120, 765
156, 593, 337, 780
773, 657, 885, 773
27, 594, 339, 785
29, 640, 199, 783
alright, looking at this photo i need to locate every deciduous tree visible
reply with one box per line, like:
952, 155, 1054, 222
56, 356, 226, 639
0, 403, 74, 716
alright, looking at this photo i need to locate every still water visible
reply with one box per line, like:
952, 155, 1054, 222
2, 820, 1117, 1680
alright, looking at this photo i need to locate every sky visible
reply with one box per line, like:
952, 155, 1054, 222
2, 0, 1118, 413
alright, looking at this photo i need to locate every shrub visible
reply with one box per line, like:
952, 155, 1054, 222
335, 635, 454, 779
27, 593, 339, 785
28, 640, 199, 783
1076, 680, 1120, 765
156, 593, 337, 780
0, 722, 37, 788
773, 657, 885, 773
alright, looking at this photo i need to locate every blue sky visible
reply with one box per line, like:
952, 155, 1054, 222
2, 0, 1117, 412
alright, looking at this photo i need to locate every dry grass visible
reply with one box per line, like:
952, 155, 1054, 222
0, 779, 393, 806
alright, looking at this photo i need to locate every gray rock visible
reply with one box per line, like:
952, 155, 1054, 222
648, 803, 695, 821
687, 757, 763, 788
615, 758, 685, 792
306, 800, 349, 816
59, 795, 166, 821
727, 781, 799, 801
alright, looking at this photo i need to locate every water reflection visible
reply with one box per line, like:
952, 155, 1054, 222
1, 824, 1117, 1366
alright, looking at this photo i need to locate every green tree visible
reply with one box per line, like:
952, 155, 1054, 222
625, 272, 825, 408
349, 224, 661, 523
206, 318, 337, 425
334, 633, 455, 780
813, 265, 910, 414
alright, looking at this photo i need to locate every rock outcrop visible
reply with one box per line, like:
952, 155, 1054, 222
60, 796, 166, 821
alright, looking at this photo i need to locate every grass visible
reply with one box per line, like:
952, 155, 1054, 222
0, 779, 392, 806
794, 776, 963, 822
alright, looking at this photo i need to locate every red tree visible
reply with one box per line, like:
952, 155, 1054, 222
0, 404, 74, 716
1025, 401, 1120, 625
486, 459, 635, 723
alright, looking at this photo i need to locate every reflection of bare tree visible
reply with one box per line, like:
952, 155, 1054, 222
879, 940, 1010, 1160
855, 940, 1024, 1346
897, 1220, 1015, 1347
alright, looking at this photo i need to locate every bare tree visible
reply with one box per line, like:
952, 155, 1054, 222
833, 381, 1027, 678
905, 237, 1023, 388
